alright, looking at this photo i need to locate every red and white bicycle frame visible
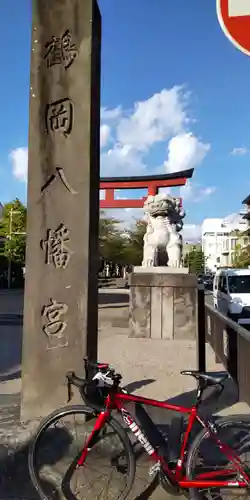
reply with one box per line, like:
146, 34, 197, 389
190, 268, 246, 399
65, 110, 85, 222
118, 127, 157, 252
77, 390, 250, 490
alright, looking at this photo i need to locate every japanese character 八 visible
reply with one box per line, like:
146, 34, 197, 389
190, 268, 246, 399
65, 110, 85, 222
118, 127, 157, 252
41, 167, 78, 195
41, 223, 73, 269
45, 98, 73, 137
44, 30, 77, 69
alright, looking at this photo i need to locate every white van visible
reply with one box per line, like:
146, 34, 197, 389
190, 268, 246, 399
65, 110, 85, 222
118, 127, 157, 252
213, 268, 250, 327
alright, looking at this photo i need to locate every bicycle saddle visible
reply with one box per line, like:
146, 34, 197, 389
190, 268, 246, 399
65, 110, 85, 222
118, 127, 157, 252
181, 370, 229, 385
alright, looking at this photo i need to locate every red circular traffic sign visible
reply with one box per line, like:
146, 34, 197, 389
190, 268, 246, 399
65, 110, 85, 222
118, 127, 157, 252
217, 0, 250, 56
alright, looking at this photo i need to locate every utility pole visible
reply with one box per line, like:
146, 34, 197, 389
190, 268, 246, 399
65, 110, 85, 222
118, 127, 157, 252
7, 208, 13, 289
7, 208, 26, 289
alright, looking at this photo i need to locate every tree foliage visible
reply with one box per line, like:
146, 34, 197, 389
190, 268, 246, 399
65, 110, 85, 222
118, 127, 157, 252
122, 219, 146, 266
0, 204, 146, 272
99, 211, 125, 263
184, 247, 205, 275
99, 212, 147, 265
232, 243, 250, 269
0, 199, 26, 265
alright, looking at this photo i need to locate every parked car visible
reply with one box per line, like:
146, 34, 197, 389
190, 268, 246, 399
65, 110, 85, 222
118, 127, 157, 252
213, 268, 250, 327
198, 274, 213, 290
203, 275, 213, 291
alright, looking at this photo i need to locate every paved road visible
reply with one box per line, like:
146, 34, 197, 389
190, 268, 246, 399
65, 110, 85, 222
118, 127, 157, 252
0, 289, 129, 384
0, 290, 221, 387
205, 290, 213, 307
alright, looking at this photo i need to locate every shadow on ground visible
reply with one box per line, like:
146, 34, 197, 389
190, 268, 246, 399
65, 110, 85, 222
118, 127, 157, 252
0, 322, 22, 382
0, 411, 163, 500
0, 290, 130, 381
0, 367, 21, 382
98, 292, 129, 306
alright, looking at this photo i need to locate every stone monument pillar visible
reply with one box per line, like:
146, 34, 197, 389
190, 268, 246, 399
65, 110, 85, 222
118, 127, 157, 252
129, 193, 198, 339
21, 0, 101, 420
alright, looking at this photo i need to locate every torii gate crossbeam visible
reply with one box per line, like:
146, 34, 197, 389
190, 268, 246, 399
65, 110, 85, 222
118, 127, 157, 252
99, 168, 194, 208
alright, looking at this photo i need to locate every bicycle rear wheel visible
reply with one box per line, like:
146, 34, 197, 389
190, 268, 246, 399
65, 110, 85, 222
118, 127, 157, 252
186, 416, 250, 500
29, 405, 135, 500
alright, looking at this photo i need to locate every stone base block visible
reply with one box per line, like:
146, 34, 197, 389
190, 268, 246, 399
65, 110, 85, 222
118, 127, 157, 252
129, 272, 198, 340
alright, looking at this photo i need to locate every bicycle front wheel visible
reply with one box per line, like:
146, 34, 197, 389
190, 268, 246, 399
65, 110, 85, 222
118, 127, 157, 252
29, 404, 136, 500
186, 416, 250, 500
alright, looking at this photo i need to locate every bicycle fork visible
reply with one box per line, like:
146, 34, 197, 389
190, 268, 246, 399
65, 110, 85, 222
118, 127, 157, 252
77, 410, 109, 467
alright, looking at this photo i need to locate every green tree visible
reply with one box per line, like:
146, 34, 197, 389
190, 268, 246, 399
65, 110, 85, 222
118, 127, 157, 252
0, 199, 26, 265
99, 214, 147, 266
184, 247, 205, 275
99, 211, 125, 263
122, 219, 146, 265
232, 243, 250, 268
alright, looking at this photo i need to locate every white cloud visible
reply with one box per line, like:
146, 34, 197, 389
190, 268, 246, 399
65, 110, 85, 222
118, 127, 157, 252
101, 106, 122, 121
164, 133, 210, 173
116, 86, 189, 152
102, 207, 144, 228
9, 147, 28, 183
201, 186, 216, 196
180, 180, 216, 203
100, 86, 211, 178
11, 86, 212, 229
101, 144, 146, 177
230, 147, 249, 156
182, 224, 201, 243
180, 181, 193, 201
158, 187, 172, 195
100, 124, 111, 148
105, 208, 201, 244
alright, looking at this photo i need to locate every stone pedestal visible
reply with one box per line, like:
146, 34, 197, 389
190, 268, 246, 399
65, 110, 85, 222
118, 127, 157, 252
21, 0, 101, 420
129, 270, 198, 340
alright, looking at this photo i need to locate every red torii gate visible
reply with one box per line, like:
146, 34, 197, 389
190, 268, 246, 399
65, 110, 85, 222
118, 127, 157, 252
99, 168, 194, 208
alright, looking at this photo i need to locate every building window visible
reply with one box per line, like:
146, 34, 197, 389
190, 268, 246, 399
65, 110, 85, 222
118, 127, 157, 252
231, 239, 237, 250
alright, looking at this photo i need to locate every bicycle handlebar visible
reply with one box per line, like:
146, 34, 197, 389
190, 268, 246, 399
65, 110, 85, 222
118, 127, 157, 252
66, 360, 123, 404
66, 371, 86, 402
84, 358, 110, 372
66, 371, 86, 388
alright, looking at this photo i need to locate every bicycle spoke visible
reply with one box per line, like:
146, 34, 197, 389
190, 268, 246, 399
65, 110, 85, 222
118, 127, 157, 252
30, 408, 134, 500
188, 420, 250, 500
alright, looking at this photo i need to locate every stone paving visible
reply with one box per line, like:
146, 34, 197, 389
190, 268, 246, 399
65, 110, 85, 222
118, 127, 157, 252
0, 289, 249, 499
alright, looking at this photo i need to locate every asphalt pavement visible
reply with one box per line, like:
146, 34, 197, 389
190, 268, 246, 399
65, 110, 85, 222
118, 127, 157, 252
0, 289, 217, 390
205, 290, 213, 307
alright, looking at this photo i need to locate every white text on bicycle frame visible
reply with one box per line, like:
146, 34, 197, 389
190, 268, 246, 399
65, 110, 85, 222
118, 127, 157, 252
121, 409, 155, 455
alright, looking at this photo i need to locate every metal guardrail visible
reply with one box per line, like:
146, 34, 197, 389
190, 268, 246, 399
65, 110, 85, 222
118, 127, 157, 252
197, 288, 250, 406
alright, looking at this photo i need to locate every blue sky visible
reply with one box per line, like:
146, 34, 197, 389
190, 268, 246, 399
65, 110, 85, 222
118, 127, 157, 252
1, 0, 250, 241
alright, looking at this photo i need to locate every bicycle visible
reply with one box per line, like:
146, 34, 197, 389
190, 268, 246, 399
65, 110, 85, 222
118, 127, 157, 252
29, 358, 250, 500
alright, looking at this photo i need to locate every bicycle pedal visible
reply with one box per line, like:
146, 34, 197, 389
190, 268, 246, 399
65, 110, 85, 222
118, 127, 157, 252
149, 461, 161, 476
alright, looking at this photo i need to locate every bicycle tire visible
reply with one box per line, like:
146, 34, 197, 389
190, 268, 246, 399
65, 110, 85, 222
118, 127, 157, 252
186, 416, 250, 500
29, 404, 136, 500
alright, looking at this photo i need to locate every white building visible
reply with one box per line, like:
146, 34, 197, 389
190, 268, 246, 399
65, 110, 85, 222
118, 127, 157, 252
202, 214, 248, 272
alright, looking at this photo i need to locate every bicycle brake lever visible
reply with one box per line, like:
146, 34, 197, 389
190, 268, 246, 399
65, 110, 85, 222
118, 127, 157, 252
67, 379, 73, 403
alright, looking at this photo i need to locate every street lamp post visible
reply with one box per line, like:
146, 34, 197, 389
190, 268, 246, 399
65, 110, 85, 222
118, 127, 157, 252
7, 208, 26, 289
7, 208, 14, 289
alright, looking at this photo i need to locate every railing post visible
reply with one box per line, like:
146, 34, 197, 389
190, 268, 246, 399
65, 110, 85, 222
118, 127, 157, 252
238, 332, 250, 405
226, 325, 238, 383
197, 287, 206, 373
